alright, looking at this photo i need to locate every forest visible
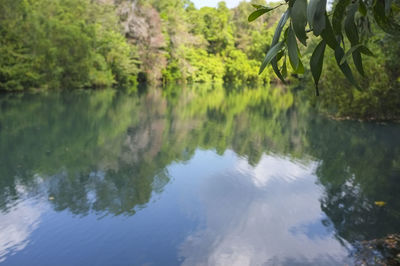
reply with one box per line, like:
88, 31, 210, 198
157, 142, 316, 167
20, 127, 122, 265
0, 0, 399, 119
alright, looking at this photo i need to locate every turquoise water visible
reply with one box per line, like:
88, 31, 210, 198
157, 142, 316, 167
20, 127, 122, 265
0, 88, 399, 265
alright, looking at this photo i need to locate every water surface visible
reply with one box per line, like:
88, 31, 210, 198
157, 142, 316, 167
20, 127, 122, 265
0, 87, 399, 265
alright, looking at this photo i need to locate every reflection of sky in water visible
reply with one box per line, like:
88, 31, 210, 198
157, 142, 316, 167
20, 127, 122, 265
178, 153, 351, 265
0, 197, 46, 263
0, 150, 352, 265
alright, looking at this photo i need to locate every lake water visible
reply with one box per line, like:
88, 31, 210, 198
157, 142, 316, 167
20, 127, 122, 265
0, 87, 399, 265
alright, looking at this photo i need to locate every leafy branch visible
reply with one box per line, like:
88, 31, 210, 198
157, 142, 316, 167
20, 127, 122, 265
249, 0, 400, 95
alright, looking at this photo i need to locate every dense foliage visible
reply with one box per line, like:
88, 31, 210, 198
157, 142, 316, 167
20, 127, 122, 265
0, 0, 282, 91
0, 0, 140, 91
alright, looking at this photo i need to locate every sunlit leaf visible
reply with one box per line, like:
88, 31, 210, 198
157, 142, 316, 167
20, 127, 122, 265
295, 58, 305, 74
374, 201, 387, 206
248, 7, 273, 22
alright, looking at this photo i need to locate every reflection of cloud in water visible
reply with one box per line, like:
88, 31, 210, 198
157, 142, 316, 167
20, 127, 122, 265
0, 197, 46, 263
236, 155, 314, 188
179, 154, 351, 266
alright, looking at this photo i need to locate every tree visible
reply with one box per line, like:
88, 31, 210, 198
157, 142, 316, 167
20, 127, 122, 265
249, 0, 400, 95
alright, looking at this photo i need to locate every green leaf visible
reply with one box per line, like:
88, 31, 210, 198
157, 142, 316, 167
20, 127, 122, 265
310, 40, 326, 96
340, 44, 374, 63
272, 10, 290, 45
276, 50, 285, 61
282, 58, 288, 78
287, 25, 299, 70
373, 0, 400, 35
340, 44, 373, 76
332, 0, 351, 36
307, 0, 327, 36
344, 3, 365, 76
259, 42, 285, 74
248, 8, 273, 22
295, 59, 305, 74
345, 3, 359, 46
334, 46, 359, 88
272, 57, 287, 83
260, 10, 289, 81
321, 13, 339, 49
340, 44, 364, 64
353, 50, 365, 76
290, 0, 308, 45
359, 45, 374, 56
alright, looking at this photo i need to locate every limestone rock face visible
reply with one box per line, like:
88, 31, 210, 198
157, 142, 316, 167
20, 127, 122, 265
97, 0, 166, 83
117, 1, 166, 83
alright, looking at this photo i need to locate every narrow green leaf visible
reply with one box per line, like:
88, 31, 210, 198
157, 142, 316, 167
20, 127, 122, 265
287, 25, 299, 70
259, 42, 285, 74
282, 59, 288, 78
260, 10, 289, 81
353, 50, 365, 76
272, 57, 287, 83
344, 3, 365, 76
310, 40, 326, 95
272, 10, 290, 45
345, 3, 359, 46
307, 0, 327, 36
334, 46, 359, 88
340, 44, 373, 62
340, 44, 363, 64
295, 59, 305, 74
321, 13, 339, 49
359, 45, 374, 56
332, 0, 351, 36
291, 0, 308, 45
276, 50, 285, 61
248, 8, 273, 22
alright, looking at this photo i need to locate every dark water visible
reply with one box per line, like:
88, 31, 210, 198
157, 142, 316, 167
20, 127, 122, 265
0, 87, 399, 265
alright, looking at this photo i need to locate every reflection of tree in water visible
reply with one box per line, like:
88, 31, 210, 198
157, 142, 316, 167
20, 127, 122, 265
0, 86, 399, 255
308, 117, 400, 243
0, 89, 171, 215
